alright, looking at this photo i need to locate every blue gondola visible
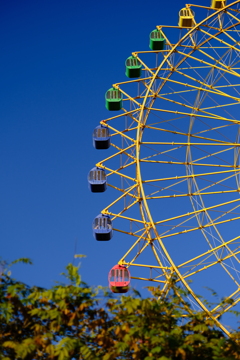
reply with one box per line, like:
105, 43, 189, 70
88, 167, 107, 192
93, 214, 113, 241
93, 125, 110, 149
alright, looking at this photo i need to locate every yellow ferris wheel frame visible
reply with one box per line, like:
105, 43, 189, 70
94, 0, 240, 336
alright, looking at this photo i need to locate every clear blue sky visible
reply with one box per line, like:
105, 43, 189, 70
1, 0, 187, 288
1, 0, 239, 329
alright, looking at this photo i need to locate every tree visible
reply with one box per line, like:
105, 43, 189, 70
0, 258, 240, 360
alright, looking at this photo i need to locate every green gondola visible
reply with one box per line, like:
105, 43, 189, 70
125, 56, 142, 78
105, 88, 122, 111
149, 29, 165, 51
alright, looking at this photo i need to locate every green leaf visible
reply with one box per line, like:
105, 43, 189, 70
193, 324, 209, 332
3, 341, 17, 349
9, 258, 33, 266
152, 346, 162, 354
102, 354, 111, 360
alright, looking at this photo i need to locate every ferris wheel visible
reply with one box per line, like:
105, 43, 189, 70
88, 0, 240, 336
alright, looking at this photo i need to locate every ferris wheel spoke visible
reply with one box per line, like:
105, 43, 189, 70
212, 286, 240, 313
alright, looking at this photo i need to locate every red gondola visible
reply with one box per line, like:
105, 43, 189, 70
108, 264, 130, 293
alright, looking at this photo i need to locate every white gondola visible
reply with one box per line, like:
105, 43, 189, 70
88, 167, 107, 192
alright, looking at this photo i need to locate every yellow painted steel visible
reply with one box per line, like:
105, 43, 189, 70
93, 1, 240, 336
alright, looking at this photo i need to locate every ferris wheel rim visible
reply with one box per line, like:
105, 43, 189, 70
133, 1, 240, 336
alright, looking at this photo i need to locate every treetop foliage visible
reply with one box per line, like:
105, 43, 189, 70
0, 258, 240, 360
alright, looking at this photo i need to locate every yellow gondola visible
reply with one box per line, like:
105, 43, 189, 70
211, 0, 226, 9
178, 7, 195, 28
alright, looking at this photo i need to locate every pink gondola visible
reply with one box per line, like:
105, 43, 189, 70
108, 264, 130, 293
